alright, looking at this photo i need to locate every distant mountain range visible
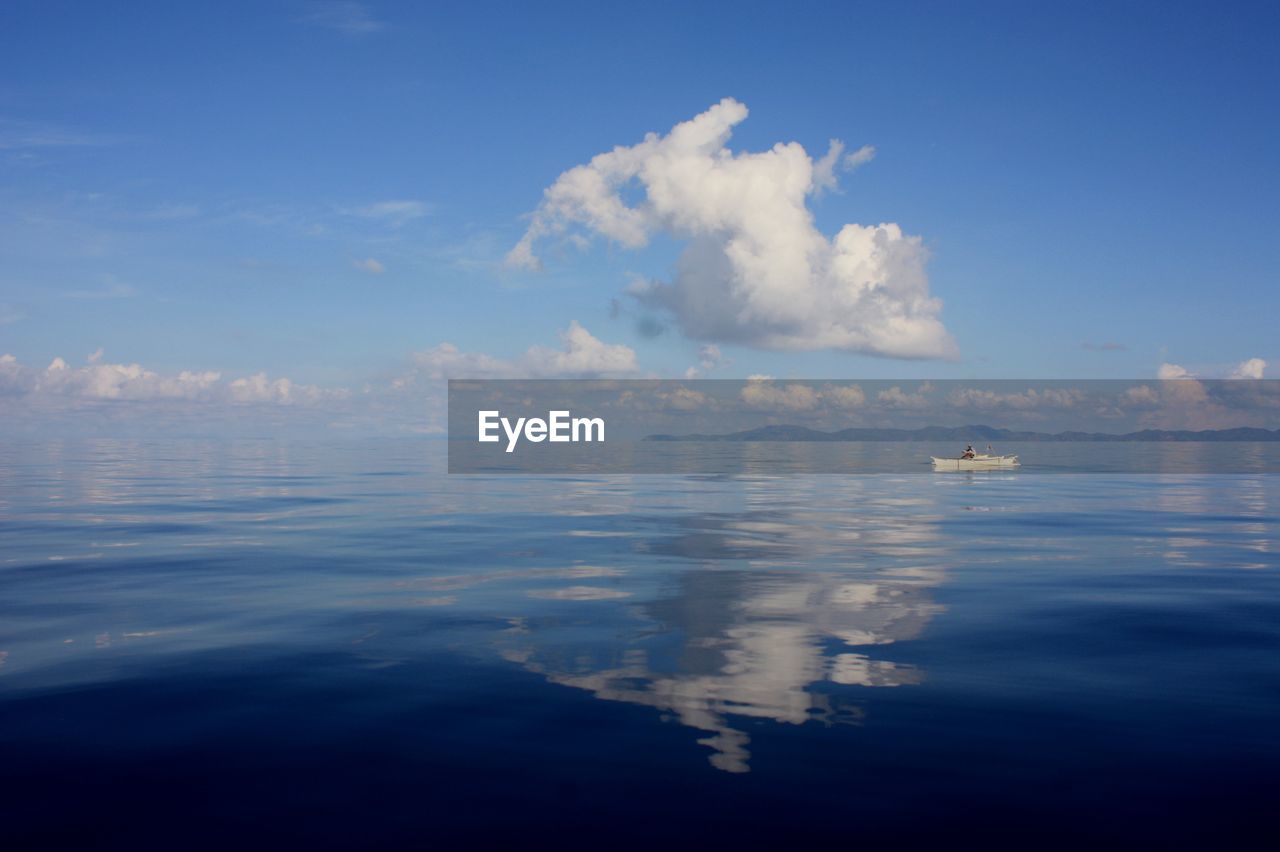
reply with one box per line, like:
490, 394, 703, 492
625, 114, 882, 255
644, 424, 1280, 442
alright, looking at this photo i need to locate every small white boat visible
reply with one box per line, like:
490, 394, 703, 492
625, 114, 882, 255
931, 453, 1020, 471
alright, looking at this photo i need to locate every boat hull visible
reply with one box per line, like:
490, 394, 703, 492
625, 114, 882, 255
931, 454, 1020, 471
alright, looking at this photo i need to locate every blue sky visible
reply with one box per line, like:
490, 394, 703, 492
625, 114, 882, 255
2, 0, 1278, 426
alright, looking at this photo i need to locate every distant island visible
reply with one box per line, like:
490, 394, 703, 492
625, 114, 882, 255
644, 424, 1280, 442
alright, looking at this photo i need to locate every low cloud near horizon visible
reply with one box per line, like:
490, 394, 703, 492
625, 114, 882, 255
0, 352, 345, 405
508, 98, 955, 360
402, 321, 639, 382
4, 334, 1271, 436
1, 320, 637, 412
1160, 359, 1267, 380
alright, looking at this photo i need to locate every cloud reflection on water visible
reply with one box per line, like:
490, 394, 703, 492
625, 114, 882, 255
497, 481, 948, 772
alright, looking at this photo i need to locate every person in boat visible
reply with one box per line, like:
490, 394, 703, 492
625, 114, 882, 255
962, 444, 976, 459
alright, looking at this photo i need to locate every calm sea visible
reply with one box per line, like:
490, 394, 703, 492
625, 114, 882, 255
2, 439, 1279, 847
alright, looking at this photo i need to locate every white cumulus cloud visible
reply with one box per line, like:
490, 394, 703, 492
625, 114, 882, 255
1157, 363, 1194, 380
524, 321, 639, 376
508, 98, 954, 359
405, 321, 638, 381
948, 387, 1083, 410
876, 384, 932, 410
1229, 358, 1266, 379
1121, 385, 1161, 408
1159, 359, 1265, 380
0, 353, 341, 405
739, 378, 865, 412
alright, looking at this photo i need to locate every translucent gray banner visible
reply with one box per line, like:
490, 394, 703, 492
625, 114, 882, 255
448, 379, 1280, 474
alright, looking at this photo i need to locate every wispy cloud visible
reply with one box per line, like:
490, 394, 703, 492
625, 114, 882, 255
0, 303, 24, 325
341, 199, 433, 226
0, 117, 127, 151
299, 2, 386, 36
353, 257, 385, 274
812, 141, 876, 196
137, 202, 201, 222
64, 274, 137, 300
684, 344, 727, 379
844, 144, 877, 170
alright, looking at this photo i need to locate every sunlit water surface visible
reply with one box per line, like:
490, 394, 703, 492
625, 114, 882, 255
2, 439, 1279, 847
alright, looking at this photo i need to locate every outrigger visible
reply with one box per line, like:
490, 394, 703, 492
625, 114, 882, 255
931, 443, 1020, 471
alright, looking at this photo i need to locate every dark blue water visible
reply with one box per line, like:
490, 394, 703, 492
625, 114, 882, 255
2, 439, 1279, 847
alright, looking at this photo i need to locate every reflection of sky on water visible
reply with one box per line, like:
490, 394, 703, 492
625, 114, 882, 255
498, 494, 947, 772
2, 439, 1279, 778
500, 570, 935, 773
